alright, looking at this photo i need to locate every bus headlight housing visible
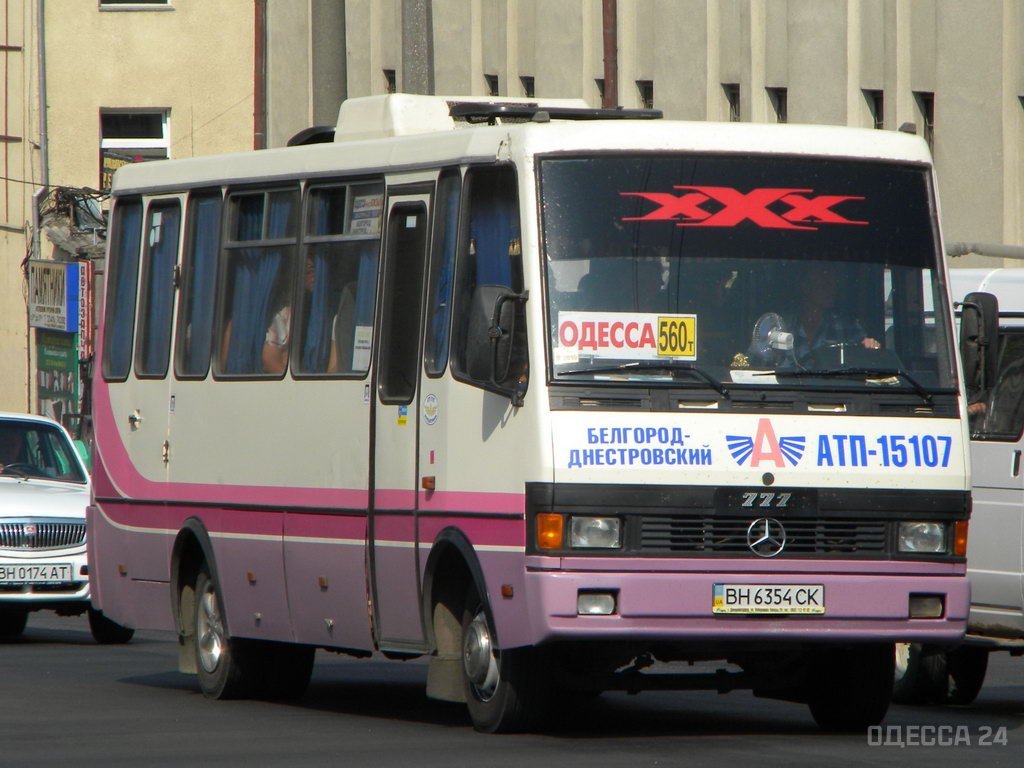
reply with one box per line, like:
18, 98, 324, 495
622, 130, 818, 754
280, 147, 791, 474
898, 522, 946, 553
570, 517, 622, 549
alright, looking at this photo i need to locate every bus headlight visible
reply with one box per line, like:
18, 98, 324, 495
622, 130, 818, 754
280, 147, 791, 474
570, 517, 622, 549
898, 522, 946, 553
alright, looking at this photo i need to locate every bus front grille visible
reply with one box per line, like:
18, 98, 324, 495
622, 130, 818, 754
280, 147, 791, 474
639, 516, 887, 555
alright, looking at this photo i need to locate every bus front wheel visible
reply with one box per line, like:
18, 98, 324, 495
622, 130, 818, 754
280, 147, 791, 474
460, 589, 549, 733
807, 643, 893, 731
194, 566, 259, 699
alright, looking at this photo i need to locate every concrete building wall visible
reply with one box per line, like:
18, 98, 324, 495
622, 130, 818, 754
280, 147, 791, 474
0, 0, 256, 412
0, 0, 34, 412
45, 1, 254, 185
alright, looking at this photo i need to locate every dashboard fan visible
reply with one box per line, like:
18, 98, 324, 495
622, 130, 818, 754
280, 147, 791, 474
750, 312, 794, 365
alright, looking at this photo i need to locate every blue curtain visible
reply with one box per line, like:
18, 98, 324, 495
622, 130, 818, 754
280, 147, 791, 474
141, 203, 181, 374
427, 177, 460, 371
224, 249, 282, 373
237, 195, 263, 240
182, 196, 221, 376
354, 243, 379, 327
470, 175, 518, 287
106, 201, 143, 378
301, 251, 332, 371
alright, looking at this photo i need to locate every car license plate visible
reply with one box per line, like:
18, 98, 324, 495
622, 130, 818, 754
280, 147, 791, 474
713, 584, 825, 614
0, 563, 73, 584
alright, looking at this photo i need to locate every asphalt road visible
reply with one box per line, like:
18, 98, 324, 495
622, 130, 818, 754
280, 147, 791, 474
1, 612, 1022, 768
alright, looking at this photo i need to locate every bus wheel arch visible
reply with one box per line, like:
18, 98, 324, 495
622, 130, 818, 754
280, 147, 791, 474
171, 520, 220, 675
421, 529, 550, 732
422, 530, 488, 704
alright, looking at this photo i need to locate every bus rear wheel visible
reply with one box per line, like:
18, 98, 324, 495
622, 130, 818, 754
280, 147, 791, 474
88, 607, 135, 644
807, 643, 893, 731
460, 590, 549, 733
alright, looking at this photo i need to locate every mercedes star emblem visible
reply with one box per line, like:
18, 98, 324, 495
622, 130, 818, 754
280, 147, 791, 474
746, 517, 786, 558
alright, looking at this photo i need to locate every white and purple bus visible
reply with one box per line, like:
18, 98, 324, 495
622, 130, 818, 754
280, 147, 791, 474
89, 94, 971, 732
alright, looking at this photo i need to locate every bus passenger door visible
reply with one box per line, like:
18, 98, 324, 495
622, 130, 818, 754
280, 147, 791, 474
370, 190, 432, 650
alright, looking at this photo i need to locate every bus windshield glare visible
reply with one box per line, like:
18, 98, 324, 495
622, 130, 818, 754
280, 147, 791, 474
541, 153, 955, 392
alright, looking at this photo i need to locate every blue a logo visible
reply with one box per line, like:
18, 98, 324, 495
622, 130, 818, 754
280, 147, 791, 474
727, 418, 806, 467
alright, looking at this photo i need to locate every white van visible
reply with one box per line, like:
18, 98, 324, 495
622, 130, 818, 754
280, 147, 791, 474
895, 267, 1024, 704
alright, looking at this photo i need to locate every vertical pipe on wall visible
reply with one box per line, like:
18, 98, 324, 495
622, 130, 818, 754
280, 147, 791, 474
254, 0, 267, 149
601, 0, 617, 108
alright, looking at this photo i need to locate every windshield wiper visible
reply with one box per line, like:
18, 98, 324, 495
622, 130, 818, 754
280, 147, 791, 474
767, 367, 934, 405
559, 361, 730, 398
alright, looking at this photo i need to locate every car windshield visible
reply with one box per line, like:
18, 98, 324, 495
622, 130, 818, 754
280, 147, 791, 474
0, 420, 86, 483
540, 153, 955, 393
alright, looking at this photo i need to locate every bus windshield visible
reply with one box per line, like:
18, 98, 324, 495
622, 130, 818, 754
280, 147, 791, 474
540, 153, 955, 393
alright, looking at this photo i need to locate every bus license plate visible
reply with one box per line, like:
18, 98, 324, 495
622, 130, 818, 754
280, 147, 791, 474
0, 563, 73, 584
713, 584, 825, 614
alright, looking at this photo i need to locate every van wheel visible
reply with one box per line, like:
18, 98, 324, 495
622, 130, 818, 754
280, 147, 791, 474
945, 646, 988, 705
808, 643, 893, 731
0, 608, 28, 638
461, 588, 549, 733
892, 642, 947, 704
88, 607, 135, 644
194, 566, 259, 699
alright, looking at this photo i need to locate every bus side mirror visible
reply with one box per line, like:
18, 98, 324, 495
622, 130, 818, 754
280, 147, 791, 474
466, 284, 529, 403
959, 291, 999, 399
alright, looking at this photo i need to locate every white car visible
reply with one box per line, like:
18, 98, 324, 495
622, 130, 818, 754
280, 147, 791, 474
0, 411, 132, 643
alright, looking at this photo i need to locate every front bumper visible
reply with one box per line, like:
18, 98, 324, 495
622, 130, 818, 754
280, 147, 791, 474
522, 558, 969, 645
0, 548, 90, 606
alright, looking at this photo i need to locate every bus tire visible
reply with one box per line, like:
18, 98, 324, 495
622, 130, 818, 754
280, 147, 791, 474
0, 608, 28, 638
808, 643, 893, 732
194, 566, 259, 699
460, 588, 549, 733
945, 646, 988, 705
88, 607, 135, 644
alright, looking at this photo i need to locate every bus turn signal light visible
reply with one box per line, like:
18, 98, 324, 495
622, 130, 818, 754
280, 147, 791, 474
954, 520, 969, 557
537, 514, 564, 550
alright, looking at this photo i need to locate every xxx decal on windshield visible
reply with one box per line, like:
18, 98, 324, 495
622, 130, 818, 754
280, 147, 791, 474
621, 186, 868, 230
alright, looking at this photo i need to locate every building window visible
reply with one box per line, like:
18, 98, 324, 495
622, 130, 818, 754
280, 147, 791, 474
100, 0, 170, 6
100, 109, 170, 190
864, 89, 884, 129
636, 80, 654, 109
766, 87, 787, 123
595, 78, 606, 104
383, 69, 397, 93
915, 91, 935, 150
723, 84, 740, 122
484, 74, 499, 97
520, 76, 535, 98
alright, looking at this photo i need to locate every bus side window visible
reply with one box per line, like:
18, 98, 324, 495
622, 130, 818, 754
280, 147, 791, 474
175, 192, 222, 379
295, 181, 383, 376
424, 169, 461, 376
451, 166, 527, 396
135, 199, 182, 378
102, 198, 144, 381
217, 189, 298, 376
